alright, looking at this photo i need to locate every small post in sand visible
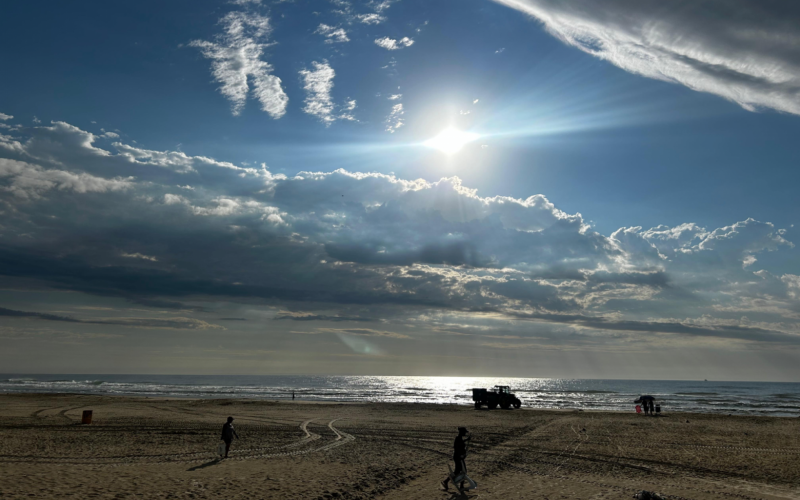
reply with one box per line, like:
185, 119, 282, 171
81, 410, 93, 425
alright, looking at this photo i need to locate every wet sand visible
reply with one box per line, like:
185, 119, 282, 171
1, 393, 799, 499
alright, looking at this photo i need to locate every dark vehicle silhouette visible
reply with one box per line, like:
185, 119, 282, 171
472, 385, 521, 409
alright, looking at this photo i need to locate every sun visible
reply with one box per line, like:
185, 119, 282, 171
423, 128, 480, 155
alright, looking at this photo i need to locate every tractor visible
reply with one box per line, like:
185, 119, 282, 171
472, 385, 522, 409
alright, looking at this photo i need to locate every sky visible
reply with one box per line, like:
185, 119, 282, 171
1, 0, 800, 380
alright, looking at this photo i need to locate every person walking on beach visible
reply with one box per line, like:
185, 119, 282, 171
221, 416, 239, 458
440, 427, 470, 491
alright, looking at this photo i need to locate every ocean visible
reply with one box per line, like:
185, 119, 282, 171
2, 375, 798, 417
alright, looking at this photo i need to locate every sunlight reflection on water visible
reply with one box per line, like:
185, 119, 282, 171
2, 375, 798, 416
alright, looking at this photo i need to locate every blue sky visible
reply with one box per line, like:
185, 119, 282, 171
1, 0, 800, 379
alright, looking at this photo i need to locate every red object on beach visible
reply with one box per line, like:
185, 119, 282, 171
635, 405, 642, 414
81, 410, 93, 424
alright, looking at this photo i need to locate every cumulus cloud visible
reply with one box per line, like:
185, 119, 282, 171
315, 24, 350, 43
374, 36, 414, 50
0, 113, 12, 121
1, 116, 799, 348
493, 0, 800, 115
190, 11, 288, 118
0, 158, 133, 199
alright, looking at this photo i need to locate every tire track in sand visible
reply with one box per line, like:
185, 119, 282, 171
0, 418, 354, 466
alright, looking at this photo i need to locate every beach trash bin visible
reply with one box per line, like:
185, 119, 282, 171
635, 405, 642, 414
81, 410, 93, 425
655, 404, 661, 414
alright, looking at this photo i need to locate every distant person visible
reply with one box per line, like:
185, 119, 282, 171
292, 391, 295, 400
635, 395, 655, 416
221, 416, 239, 458
440, 427, 470, 491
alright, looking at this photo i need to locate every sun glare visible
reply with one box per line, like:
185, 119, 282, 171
424, 128, 480, 155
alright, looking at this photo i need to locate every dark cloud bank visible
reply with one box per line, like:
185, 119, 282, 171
1, 119, 799, 347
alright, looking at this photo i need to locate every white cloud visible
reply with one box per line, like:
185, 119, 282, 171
374, 36, 414, 50
494, 0, 800, 115
340, 99, 358, 121
371, 0, 397, 12
299, 61, 337, 125
0, 113, 12, 121
0, 158, 133, 199
356, 13, 385, 24
315, 24, 350, 43
388, 94, 402, 100
299, 62, 357, 125
163, 193, 188, 205
121, 252, 159, 262
114, 144, 198, 173
190, 11, 288, 118
385, 103, 404, 132
101, 131, 119, 139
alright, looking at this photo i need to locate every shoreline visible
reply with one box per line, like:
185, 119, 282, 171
2, 392, 798, 418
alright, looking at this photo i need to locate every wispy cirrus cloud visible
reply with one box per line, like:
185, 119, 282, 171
300, 61, 337, 125
315, 24, 350, 43
385, 103, 404, 132
0, 307, 223, 330
493, 0, 800, 115
190, 11, 288, 118
299, 61, 357, 125
370, 0, 398, 13
355, 13, 385, 24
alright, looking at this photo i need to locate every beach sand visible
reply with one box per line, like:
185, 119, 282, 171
1, 394, 799, 499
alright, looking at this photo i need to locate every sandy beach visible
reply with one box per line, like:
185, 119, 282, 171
0, 394, 799, 500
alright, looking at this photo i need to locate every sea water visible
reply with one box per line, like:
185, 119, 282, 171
1, 375, 798, 417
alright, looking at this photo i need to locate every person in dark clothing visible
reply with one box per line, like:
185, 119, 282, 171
440, 427, 470, 491
635, 395, 656, 416
221, 416, 239, 458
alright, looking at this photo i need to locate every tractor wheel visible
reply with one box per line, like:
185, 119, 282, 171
474, 402, 481, 410
500, 402, 510, 410
489, 402, 498, 410
513, 400, 521, 409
